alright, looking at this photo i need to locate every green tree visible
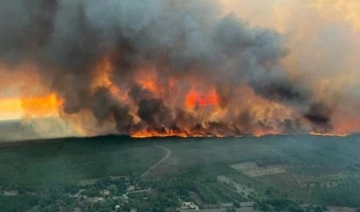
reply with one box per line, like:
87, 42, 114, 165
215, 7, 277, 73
108, 184, 118, 195
226, 208, 236, 212
314, 206, 324, 212
233, 200, 241, 208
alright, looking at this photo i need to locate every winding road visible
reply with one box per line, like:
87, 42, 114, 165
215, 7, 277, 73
140, 144, 172, 178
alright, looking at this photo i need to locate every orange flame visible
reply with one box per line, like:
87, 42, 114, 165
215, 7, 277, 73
0, 97, 23, 120
0, 62, 64, 120
131, 130, 224, 138
21, 93, 63, 118
253, 129, 281, 137
92, 56, 127, 102
131, 130, 189, 138
185, 89, 219, 108
309, 132, 349, 137
0, 94, 63, 120
1, 59, 358, 138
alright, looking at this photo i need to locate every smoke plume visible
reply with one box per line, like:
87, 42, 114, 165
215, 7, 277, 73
0, 0, 350, 137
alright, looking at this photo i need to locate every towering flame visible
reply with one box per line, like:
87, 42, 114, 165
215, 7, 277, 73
0, 0, 358, 138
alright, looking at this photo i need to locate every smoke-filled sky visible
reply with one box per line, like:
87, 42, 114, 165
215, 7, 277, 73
0, 0, 359, 137
222, 0, 360, 133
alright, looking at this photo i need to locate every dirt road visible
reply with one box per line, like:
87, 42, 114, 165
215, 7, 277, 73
140, 144, 172, 178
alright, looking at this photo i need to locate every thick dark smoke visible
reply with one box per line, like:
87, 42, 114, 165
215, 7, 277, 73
0, 0, 331, 135
304, 103, 332, 132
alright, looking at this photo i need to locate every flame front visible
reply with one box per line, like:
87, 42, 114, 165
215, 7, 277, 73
0, 58, 355, 138
0, 0, 359, 138
0, 57, 356, 138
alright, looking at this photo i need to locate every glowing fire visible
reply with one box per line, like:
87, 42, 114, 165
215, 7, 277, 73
131, 131, 189, 138
185, 89, 219, 108
92, 56, 127, 102
21, 93, 63, 118
253, 129, 281, 137
131, 130, 224, 138
0, 93, 63, 120
310, 132, 349, 137
0, 63, 64, 120
135, 68, 160, 94
0, 60, 356, 138
0, 97, 23, 120
1, 1, 360, 139
0, 58, 357, 138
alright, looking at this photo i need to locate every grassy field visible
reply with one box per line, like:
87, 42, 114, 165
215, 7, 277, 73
1, 135, 360, 210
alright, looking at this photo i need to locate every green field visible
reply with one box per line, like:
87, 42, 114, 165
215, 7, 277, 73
0, 136, 163, 187
1, 135, 360, 211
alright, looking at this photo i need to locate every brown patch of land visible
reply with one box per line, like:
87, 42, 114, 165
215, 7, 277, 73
230, 162, 286, 177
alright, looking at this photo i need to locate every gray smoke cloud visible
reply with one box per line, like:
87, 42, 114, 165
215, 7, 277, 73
0, 0, 328, 135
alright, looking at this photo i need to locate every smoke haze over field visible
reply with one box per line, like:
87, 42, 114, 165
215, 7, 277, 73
0, 0, 359, 138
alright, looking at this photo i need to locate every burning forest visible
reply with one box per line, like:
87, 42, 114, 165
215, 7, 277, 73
0, 0, 359, 138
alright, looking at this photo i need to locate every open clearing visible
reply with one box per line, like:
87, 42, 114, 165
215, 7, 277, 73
217, 175, 256, 197
230, 162, 286, 177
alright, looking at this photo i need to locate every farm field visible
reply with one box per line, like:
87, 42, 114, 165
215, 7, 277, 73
1, 135, 360, 211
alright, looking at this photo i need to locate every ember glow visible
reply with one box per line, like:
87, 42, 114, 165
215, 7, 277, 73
0, 0, 359, 138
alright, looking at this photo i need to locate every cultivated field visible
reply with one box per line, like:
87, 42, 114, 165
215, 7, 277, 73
1, 135, 360, 210
230, 162, 286, 177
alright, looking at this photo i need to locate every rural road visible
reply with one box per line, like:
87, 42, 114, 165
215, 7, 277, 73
140, 144, 172, 178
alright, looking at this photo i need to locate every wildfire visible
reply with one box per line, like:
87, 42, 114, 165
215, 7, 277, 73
0, 93, 63, 120
0, 62, 64, 120
135, 68, 160, 94
253, 129, 281, 137
185, 89, 220, 108
131, 130, 224, 138
1, 0, 359, 139
21, 93, 63, 118
0, 97, 23, 120
92, 56, 127, 102
0, 60, 357, 138
309, 132, 349, 137
131, 131, 189, 138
